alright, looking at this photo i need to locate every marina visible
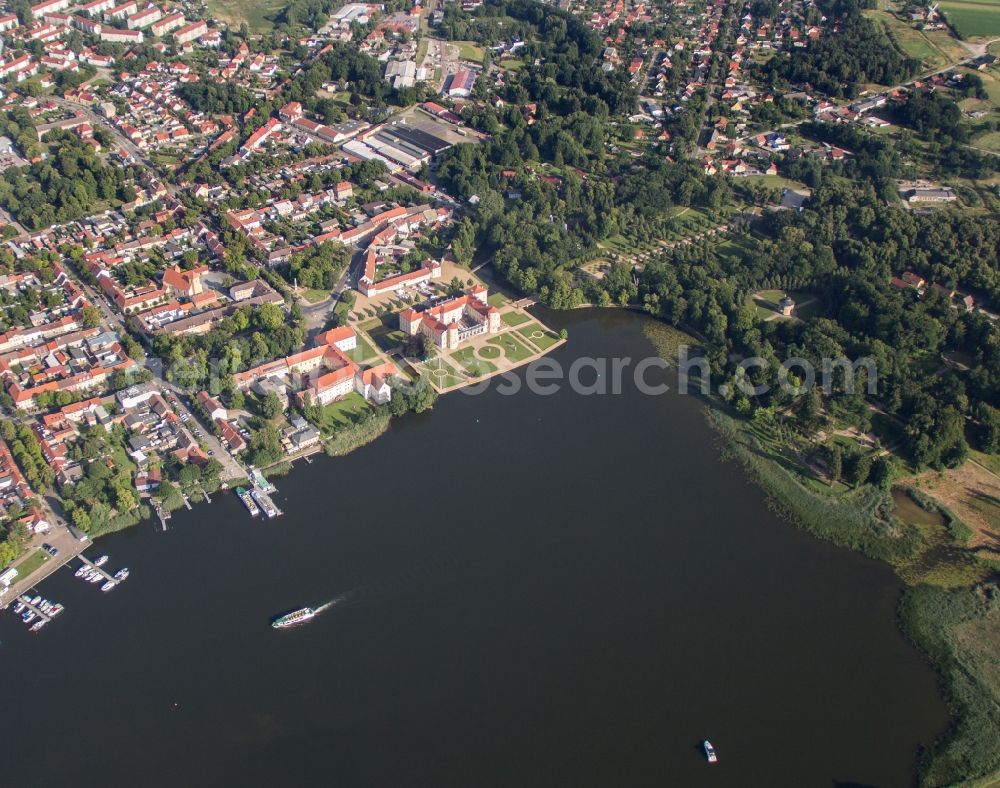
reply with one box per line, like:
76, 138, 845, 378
75, 555, 129, 592
236, 482, 283, 519
10, 593, 64, 632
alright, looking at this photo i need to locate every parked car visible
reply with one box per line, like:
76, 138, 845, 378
42, 543, 58, 557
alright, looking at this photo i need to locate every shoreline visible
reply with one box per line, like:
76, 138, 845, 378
638, 308, 1000, 787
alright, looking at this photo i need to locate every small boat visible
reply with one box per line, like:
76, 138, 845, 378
101, 580, 116, 592
13, 602, 25, 614
88, 573, 102, 584
271, 607, 316, 629
74, 565, 89, 578
236, 487, 260, 517
30, 595, 42, 606
29, 619, 46, 632
22, 611, 35, 624
49, 604, 64, 617
702, 740, 718, 764
93, 555, 109, 567
114, 568, 129, 581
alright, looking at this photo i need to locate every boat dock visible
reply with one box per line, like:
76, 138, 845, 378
78, 556, 115, 584
249, 467, 276, 494
15, 595, 55, 625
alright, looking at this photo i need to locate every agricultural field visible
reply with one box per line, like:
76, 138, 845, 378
939, 0, 1000, 39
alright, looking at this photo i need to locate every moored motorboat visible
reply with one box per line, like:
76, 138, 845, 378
74, 565, 88, 578
114, 568, 129, 581
49, 603, 63, 616
13, 601, 25, 614
101, 580, 116, 592
29, 619, 46, 632
93, 555, 109, 567
88, 573, 102, 583
22, 611, 35, 623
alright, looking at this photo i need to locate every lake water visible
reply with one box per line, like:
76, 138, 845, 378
2, 308, 948, 787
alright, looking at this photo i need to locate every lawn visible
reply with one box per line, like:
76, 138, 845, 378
501, 311, 532, 327
302, 288, 330, 304
369, 324, 407, 353
12, 549, 49, 583
455, 41, 486, 63
487, 292, 508, 308
206, 0, 284, 31
939, 1, 1000, 37
498, 58, 524, 71
451, 347, 497, 377
316, 392, 372, 432
345, 333, 379, 364
487, 333, 535, 363
420, 357, 464, 388
517, 323, 560, 351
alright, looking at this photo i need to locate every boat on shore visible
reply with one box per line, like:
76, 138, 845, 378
271, 607, 315, 629
703, 740, 718, 763
236, 487, 260, 517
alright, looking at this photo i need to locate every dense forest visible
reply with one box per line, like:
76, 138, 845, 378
0, 132, 135, 230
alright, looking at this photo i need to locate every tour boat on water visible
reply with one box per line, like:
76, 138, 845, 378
236, 487, 260, 517
271, 608, 316, 629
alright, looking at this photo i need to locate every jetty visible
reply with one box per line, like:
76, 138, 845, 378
13, 593, 60, 627
78, 555, 116, 584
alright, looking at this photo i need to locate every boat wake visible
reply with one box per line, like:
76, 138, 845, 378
312, 589, 364, 614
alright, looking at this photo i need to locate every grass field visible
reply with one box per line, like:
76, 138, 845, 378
939, 1, 1000, 38
421, 357, 464, 388
487, 333, 535, 363
12, 549, 49, 583
345, 334, 379, 364
487, 292, 508, 308
517, 323, 560, 351
302, 289, 330, 304
206, 0, 284, 31
316, 392, 372, 432
501, 311, 532, 328
477, 345, 502, 360
369, 324, 406, 353
451, 347, 497, 377
455, 41, 486, 64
